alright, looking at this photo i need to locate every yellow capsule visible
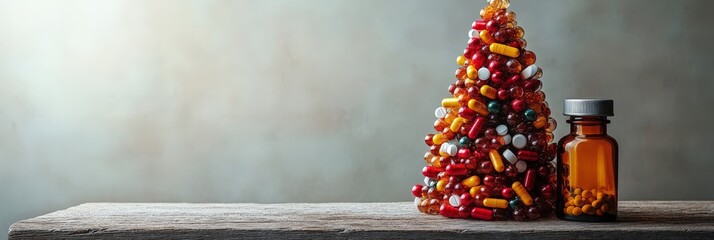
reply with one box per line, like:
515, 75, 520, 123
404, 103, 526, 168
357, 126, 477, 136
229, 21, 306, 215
489, 149, 505, 172
480, 30, 494, 44
469, 185, 482, 197
457, 55, 467, 66
468, 99, 490, 116
430, 156, 442, 168
464, 78, 476, 87
444, 112, 457, 124
441, 98, 461, 108
480, 85, 497, 99
432, 133, 447, 145
483, 198, 508, 209
489, 43, 520, 58
512, 181, 533, 206
436, 179, 447, 191
533, 116, 547, 129
467, 65, 478, 79
450, 117, 465, 132
462, 176, 481, 188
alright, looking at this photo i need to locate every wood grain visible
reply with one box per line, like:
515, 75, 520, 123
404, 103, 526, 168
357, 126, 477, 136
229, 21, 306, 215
8, 201, 714, 239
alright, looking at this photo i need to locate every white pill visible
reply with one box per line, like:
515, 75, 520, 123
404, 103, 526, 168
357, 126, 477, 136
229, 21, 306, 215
503, 149, 518, 164
440, 143, 449, 153
435, 107, 448, 119
469, 29, 478, 39
449, 194, 461, 207
414, 197, 422, 207
496, 125, 508, 135
521, 64, 538, 80
512, 134, 527, 149
516, 160, 528, 173
502, 134, 512, 145
424, 177, 431, 186
477, 67, 490, 80
446, 144, 458, 157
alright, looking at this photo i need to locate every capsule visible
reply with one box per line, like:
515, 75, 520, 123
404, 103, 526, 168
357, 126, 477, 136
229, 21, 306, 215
488, 149, 505, 172
446, 164, 468, 176
480, 85, 497, 99
533, 116, 547, 128
432, 133, 447, 145
468, 117, 487, 139
467, 65, 478, 79
472, 20, 487, 30
512, 181, 533, 206
524, 169, 536, 190
422, 166, 443, 178
471, 207, 494, 220
489, 43, 520, 58
517, 150, 539, 161
462, 175, 481, 188
439, 204, 466, 218
468, 99, 490, 116
450, 117, 466, 132
457, 148, 472, 158
483, 198, 508, 209
442, 98, 461, 108
459, 106, 477, 120
521, 64, 538, 80
480, 30, 494, 44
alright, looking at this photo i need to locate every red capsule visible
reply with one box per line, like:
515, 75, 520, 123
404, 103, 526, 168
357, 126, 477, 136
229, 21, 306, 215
468, 117, 487, 139
459, 106, 477, 120
464, 47, 477, 59
497, 89, 509, 100
501, 187, 515, 199
422, 166, 443, 178
460, 193, 474, 206
425, 134, 434, 146
511, 99, 526, 113
412, 184, 424, 197
471, 207, 494, 220
501, 74, 521, 89
524, 169, 536, 190
457, 148, 472, 158
491, 71, 505, 85
446, 164, 468, 176
517, 150, 539, 161
440, 204, 466, 218
472, 20, 487, 30
467, 37, 481, 49
429, 145, 440, 156
471, 53, 487, 68
487, 60, 501, 72
486, 20, 500, 32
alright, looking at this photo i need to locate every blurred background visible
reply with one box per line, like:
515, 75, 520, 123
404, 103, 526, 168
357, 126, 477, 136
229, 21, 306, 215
1, 0, 713, 237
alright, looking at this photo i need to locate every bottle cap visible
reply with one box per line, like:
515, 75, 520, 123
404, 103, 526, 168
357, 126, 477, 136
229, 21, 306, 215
563, 99, 614, 116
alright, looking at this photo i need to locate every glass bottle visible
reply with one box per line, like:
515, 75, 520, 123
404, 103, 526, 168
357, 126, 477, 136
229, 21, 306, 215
556, 99, 617, 222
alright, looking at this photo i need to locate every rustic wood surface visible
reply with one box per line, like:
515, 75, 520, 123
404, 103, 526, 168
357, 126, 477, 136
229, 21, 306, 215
8, 201, 714, 239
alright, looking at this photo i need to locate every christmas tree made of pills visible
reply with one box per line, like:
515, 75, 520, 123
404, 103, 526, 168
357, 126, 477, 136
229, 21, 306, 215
412, 0, 558, 221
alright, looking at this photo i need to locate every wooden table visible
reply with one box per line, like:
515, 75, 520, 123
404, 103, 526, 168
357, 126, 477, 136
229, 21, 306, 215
8, 201, 714, 239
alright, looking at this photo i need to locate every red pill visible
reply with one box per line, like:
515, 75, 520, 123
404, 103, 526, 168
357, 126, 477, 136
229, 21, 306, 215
488, 60, 501, 72
464, 47, 477, 59
429, 145, 440, 155
412, 184, 424, 197
517, 150, 539, 161
501, 75, 521, 89
425, 134, 434, 146
468, 117, 487, 139
472, 20, 487, 30
467, 37, 481, 49
524, 169, 536, 190
460, 193, 474, 206
457, 148, 472, 158
459, 106, 477, 120
471, 207, 494, 220
440, 204, 466, 218
486, 20, 500, 32
446, 164, 468, 176
497, 89, 509, 100
511, 99, 526, 113
471, 53, 487, 68
491, 71, 505, 85
422, 166, 443, 178
501, 187, 515, 199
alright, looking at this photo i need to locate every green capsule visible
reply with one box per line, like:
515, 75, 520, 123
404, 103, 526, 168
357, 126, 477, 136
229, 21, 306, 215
510, 197, 522, 209
459, 136, 472, 147
523, 109, 537, 121
487, 101, 501, 113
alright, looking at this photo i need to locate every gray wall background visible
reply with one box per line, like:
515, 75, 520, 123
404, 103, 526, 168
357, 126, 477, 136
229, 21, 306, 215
1, 0, 713, 237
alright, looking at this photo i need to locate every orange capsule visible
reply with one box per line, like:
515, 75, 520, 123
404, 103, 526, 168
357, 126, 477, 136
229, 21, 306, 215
468, 99, 490, 116
512, 181, 533, 206
480, 85, 497, 99
480, 30, 494, 44
489, 149, 505, 172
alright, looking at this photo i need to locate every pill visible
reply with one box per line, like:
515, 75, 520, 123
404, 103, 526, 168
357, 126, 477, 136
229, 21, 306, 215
442, 98, 461, 108
517, 150, 539, 161
533, 116, 547, 128
446, 164, 468, 176
524, 169, 536, 190
467, 65, 478, 79
483, 198, 509, 209
503, 149, 518, 164
480, 85, 498, 99
471, 207, 494, 220
449, 194, 461, 207
422, 166, 442, 178
468, 117, 487, 139
521, 64, 538, 79
436, 179, 447, 191
450, 117, 465, 132
487, 101, 501, 113
512, 134, 527, 148
459, 106, 477, 120
502, 134, 512, 145
468, 29, 478, 39
457, 148, 472, 158
512, 182, 533, 206
477, 67, 490, 80
489, 43, 520, 58
472, 20, 487, 30
468, 99, 490, 116
523, 109, 537, 121
515, 160, 527, 173
435, 107, 448, 118
439, 204, 465, 218
489, 149, 505, 172
492, 126, 507, 138
445, 144, 458, 156
480, 30, 494, 44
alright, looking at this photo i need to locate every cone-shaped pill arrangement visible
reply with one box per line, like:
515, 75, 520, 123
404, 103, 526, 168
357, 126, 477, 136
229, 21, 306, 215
413, 0, 557, 221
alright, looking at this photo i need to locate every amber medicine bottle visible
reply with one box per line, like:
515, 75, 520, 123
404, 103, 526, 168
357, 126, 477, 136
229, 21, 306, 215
556, 99, 617, 222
